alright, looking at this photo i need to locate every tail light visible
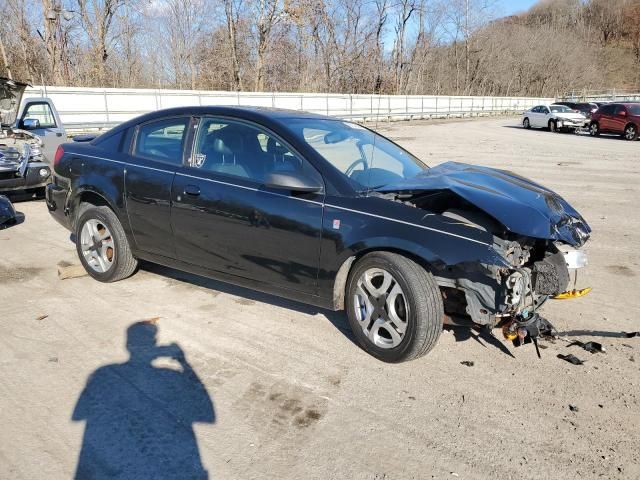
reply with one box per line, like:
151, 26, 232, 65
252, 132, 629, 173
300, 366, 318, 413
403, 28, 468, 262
53, 145, 64, 169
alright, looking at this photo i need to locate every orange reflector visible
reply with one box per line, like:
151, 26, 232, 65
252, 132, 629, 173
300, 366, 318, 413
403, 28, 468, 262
553, 287, 592, 300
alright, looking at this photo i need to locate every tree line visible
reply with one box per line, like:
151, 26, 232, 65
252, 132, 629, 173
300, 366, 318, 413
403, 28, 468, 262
1, 0, 639, 97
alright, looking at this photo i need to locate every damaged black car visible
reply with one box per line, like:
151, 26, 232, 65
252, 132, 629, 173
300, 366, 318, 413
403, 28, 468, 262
0, 78, 52, 195
46, 107, 591, 362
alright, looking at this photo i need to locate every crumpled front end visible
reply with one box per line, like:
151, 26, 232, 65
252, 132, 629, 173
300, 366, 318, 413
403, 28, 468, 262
377, 162, 591, 346
0, 129, 51, 192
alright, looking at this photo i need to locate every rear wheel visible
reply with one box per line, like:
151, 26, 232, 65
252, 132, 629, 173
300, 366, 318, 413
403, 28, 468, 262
523, 118, 531, 129
75, 204, 138, 282
623, 124, 638, 141
589, 122, 600, 137
345, 252, 443, 363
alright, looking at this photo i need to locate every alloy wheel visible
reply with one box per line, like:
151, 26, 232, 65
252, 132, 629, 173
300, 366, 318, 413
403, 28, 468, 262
80, 219, 115, 273
353, 268, 409, 349
625, 125, 637, 140
590, 123, 599, 136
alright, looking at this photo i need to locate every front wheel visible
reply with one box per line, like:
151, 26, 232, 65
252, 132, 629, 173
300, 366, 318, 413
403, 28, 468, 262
523, 118, 531, 129
75, 204, 138, 282
345, 252, 443, 363
589, 122, 600, 137
548, 120, 558, 132
623, 124, 638, 141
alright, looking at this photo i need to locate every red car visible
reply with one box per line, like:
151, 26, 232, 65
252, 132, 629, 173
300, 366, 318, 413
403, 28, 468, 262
589, 103, 640, 141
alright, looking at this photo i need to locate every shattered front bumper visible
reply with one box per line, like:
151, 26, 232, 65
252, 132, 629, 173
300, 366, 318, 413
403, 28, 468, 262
0, 162, 52, 192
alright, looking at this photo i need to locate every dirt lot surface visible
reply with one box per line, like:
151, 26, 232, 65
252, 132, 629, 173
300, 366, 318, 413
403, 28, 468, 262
1, 117, 639, 479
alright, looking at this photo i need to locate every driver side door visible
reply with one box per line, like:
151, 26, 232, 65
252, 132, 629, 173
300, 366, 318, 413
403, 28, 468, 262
171, 117, 325, 294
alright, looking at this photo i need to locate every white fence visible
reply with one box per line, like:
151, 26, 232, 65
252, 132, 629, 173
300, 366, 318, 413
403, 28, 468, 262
25, 85, 553, 132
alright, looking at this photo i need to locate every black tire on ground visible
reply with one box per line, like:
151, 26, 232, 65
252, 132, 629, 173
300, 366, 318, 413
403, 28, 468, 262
623, 124, 638, 141
523, 118, 531, 129
75, 204, 138, 282
589, 122, 600, 137
345, 251, 443, 363
549, 120, 557, 132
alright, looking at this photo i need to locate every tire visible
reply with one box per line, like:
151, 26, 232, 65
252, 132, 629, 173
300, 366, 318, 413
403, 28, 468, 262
75, 204, 138, 282
589, 122, 600, 137
548, 120, 557, 132
523, 118, 531, 129
623, 124, 638, 141
345, 252, 443, 363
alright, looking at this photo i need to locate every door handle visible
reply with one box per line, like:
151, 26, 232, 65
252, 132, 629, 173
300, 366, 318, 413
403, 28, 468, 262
184, 185, 201, 196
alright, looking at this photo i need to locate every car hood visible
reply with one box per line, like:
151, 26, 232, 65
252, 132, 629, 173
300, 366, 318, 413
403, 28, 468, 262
0, 77, 29, 127
555, 112, 586, 120
376, 162, 591, 247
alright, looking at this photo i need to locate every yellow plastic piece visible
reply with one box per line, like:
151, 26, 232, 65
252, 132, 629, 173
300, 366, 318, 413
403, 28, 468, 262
502, 325, 518, 341
553, 287, 592, 300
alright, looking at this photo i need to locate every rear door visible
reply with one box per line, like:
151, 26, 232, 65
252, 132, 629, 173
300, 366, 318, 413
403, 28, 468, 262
598, 104, 616, 131
529, 106, 541, 127
124, 116, 191, 259
171, 116, 325, 294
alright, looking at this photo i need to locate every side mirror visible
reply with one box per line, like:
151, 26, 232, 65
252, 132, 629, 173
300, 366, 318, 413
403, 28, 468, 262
264, 171, 322, 193
619, 110, 627, 117
22, 118, 40, 130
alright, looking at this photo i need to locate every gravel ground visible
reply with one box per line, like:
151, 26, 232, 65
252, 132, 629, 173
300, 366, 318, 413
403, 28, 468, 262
1, 116, 639, 480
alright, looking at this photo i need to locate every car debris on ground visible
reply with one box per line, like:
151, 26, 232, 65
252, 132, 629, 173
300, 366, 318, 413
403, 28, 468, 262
557, 353, 585, 365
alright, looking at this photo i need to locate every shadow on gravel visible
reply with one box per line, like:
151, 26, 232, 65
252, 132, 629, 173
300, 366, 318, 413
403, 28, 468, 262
72, 321, 215, 479
141, 262, 356, 344
445, 325, 515, 358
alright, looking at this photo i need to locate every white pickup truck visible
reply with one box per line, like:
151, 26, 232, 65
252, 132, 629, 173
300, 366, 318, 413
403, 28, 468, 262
0, 77, 68, 195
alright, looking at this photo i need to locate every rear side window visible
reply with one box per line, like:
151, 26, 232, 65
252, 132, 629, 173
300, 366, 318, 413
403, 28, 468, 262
134, 117, 189, 165
600, 105, 616, 115
614, 105, 627, 115
94, 130, 124, 152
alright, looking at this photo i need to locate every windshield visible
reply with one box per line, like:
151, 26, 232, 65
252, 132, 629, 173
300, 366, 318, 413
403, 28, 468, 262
287, 119, 427, 190
550, 105, 572, 113
628, 105, 640, 116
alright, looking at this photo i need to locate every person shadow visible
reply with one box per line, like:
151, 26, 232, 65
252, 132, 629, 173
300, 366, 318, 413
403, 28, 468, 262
72, 321, 215, 479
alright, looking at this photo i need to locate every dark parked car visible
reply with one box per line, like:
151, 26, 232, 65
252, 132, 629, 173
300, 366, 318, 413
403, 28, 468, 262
554, 101, 598, 118
0, 194, 17, 228
46, 107, 591, 362
589, 103, 640, 140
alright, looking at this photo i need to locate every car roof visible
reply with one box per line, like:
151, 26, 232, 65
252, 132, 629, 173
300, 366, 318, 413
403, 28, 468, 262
106, 105, 337, 136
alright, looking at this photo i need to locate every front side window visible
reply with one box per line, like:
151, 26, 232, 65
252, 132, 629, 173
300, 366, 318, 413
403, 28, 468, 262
134, 117, 188, 165
22, 102, 56, 128
628, 105, 640, 116
189, 117, 320, 185
287, 119, 427, 190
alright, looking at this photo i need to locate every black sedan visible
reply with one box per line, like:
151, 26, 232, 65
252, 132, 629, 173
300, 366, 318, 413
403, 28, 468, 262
46, 106, 591, 362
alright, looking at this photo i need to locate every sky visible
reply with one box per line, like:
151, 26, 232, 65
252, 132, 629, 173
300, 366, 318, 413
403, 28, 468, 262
497, 0, 540, 17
